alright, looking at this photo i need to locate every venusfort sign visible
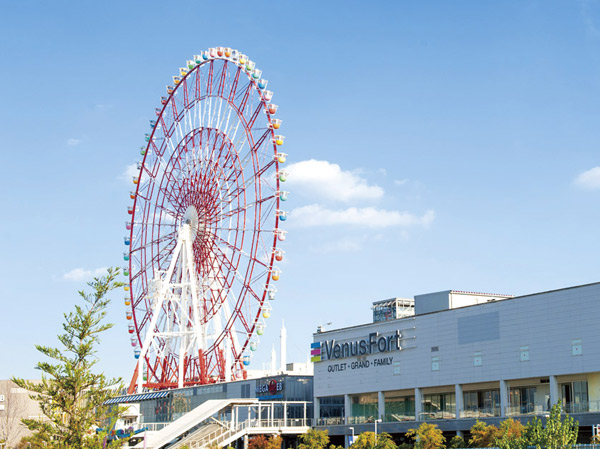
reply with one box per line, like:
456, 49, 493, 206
321, 331, 402, 360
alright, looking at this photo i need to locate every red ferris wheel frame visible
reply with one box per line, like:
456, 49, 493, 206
124, 47, 287, 392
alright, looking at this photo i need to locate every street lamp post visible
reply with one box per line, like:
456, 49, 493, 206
374, 419, 382, 439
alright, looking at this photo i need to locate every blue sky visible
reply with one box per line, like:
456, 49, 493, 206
1, 1, 599, 382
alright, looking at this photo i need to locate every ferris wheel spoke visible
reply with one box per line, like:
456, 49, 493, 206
247, 102, 265, 130
206, 60, 215, 97
216, 61, 228, 98
227, 67, 242, 103
133, 242, 178, 284
215, 233, 269, 278
129, 230, 177, 254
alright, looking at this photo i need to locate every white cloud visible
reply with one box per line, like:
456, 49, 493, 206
286, 159, 384, 203
121, 163, 139, 182
63, 267, 108, 282
394, 179, 408, 186
67, 138, 82, 146
290, 204, 435, 228
311, 237, 363, 253
575, 166, 600, 190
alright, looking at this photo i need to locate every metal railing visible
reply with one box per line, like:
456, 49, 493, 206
384, 413, 416, 422
564, 401, 600, 413
460, 407, 501, 418
347, 416, 381, 425
419, 410, 456, 420
135, 421, 170, 432
170, 418, 311, 449
315, 417, 345, 426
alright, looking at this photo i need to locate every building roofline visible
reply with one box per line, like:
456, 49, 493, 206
312, 281, 600, 336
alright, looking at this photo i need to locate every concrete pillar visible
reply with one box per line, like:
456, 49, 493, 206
455, 384, 463, 419
500, 380, 509, 417
314, 397, 320, 425
244, 434, 249, 449
303, 401, 307, 426
415, 387, 422, 421
378, 391, 385, 421
550, 375, 560, 409
344, 394, 352, 424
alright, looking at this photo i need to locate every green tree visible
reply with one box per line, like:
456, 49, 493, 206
267, 435, 283, 449
447, 435, 465, 449
469, 420, 498, 448
351, 432, 377, 449
299, 429, 330, 449
541, 404, 579, 449
12, 268, 126, 449
351, 432, 397, 449
523, 404, 579, 449
523, 416, 544, 449
375, 433, 398, 449
406, 423, 445, 449
494, 418, 526, 449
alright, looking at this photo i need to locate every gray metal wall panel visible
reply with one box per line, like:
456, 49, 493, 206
314, 283, 600, 397
414, 291, 451, 315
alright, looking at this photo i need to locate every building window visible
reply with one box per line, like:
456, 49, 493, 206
431, 357, 439, 371
422, 392, 455, 420
384, 391, 415, 422
561, 381, 589, 413
520, 346, 529, 361
319, 395, 345, 423
350, 393, 378, 421
473, 352, 482, 367
509, 386, 537, 415
462, 389, 500, 418
572, 339, 582, 356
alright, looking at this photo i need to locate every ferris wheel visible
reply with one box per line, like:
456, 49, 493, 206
123, 47, 289, 393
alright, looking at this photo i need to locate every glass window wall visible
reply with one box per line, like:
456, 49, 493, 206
561, 380, 589, 413
349, 393, 378, 423
384, 391, 415, 422
421, 392, 455, 420
462, 389, 500, 418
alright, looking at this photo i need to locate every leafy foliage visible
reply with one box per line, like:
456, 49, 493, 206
374, 433, 399, 449
406, 423, 445, 449
350, 432, 398, 449
528, 404, 579, 449
299, 429, 330, 449
249, 435, 282, 449
469, 420, 499, 448
249, 435, 270, 449
12, 268, 126, 449
268, 435, 283, 449
447, 435, 465, 449
351, 431, 377, 449
494, 418, 526, 449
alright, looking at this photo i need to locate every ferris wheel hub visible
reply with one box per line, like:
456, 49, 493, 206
183, 205, 200, 240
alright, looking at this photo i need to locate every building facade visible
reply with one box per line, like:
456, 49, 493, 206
109, 373, 313, 428
0, 380, 43, 448
312, 283, 600, 441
